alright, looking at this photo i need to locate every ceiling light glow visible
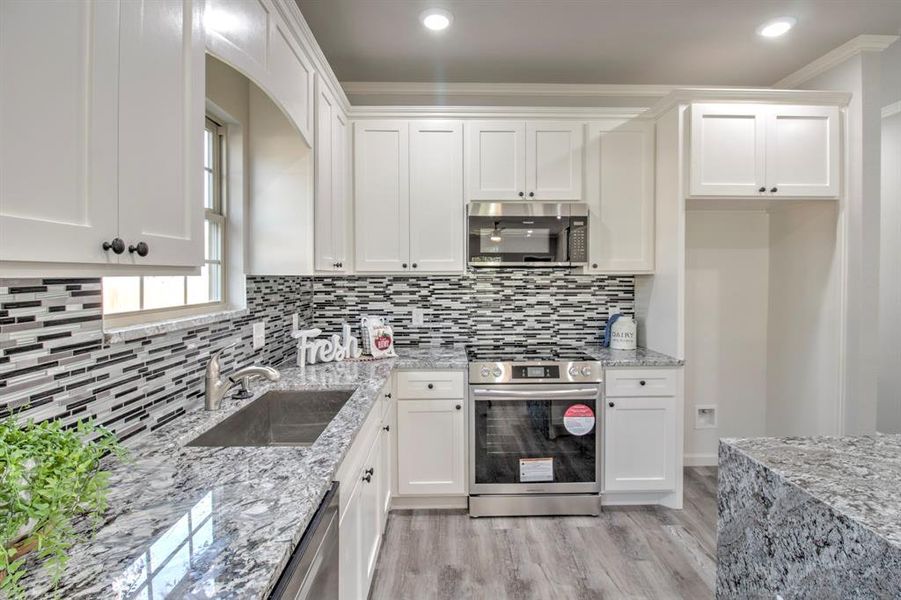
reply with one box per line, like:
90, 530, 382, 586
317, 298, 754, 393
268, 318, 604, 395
420, 8, 452, 31
757, 17, 796, 38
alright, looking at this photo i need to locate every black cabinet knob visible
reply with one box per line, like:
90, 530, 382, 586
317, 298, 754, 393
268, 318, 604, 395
518, 191, 524, 197
770, 187, 778, 193
335, 262, 343, 269
412, 263, 418, 269
758, 187, 766, 193
427, 383, 434, 389
383, 425, 390, 432
592, 263, 598, 269
362, 474, 372, 483
608, 401, 615, 408
528, 192, 535, 198
102, 238, 126, 255
456, 404, 461, 410
639, 380, 647, 386
385, 393, 392, 399
128, 241, 149, 257
365, 467, 374, 476
402, 263, 408, 269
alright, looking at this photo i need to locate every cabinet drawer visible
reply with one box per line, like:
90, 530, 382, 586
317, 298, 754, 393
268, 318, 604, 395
396, 371, 464, 399
605, 369, 677, 397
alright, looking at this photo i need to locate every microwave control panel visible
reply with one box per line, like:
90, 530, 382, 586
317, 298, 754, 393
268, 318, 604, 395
570, 220, 588, 262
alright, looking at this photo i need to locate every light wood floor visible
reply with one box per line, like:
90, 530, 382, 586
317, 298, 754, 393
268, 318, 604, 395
370, 467, 717, 600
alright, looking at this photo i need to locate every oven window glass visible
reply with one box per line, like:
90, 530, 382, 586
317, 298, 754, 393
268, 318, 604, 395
473, 398, 597, 485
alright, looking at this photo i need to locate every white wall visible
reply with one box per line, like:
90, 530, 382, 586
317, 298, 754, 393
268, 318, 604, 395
248, 85, 314, 275
766, 202, 843, 436
797, 52, 883, 435
684, 211, 769, 464
879, 109, 901, 432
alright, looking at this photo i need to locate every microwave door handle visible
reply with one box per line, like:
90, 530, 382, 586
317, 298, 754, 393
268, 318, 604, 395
470, 387, 599, 400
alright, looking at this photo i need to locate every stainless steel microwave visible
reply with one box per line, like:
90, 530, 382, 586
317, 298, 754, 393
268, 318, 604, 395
467, 202, 589, 268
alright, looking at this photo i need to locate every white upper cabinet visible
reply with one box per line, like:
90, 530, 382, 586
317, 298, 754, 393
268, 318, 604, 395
765, 105, 840, 198
689, 103, 766, 197
354, 121, 411, 272
118, 0, 204, 268
0, 0, 119, 265
585, 120, 654, 273
409, 121, 464, 272
0, 0, 203, 269
526, 121, 584, 200
689, 103, 840, 199
467, 120, 584, 201
315, 79, 349, 272
466, 121, 526, 200
204, 0, 315, 146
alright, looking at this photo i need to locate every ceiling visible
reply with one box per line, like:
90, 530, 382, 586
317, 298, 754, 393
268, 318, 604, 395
296, 0, 901, 87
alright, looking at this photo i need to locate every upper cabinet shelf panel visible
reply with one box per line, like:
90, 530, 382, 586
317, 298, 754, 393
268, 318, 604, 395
689, 103, 840, 199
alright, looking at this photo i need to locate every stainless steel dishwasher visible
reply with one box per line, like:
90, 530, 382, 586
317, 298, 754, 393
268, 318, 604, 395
269, 482, 339, 599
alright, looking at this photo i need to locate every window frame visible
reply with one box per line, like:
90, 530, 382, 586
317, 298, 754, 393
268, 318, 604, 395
101, 116, 228, 325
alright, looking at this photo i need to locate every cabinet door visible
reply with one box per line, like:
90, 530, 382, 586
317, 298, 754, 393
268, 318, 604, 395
333, 109, 349, 270
339, 476, 363, 600
689, 104, 766, 197
360, 433, 382, 593
410, 120, 464, 272
354, 121, 410, 272
585, 120, 654, 273
378, 385, 393, 531
604, 397, 676, 492
314, 80, 348, 272
466, 121, 526, 200
396, 399, 466, 495
0, 0, 119, 264
118, 0, 204, 267
765, 105, 840, 198
267, 19, 315, 146
526, 121, 584, 200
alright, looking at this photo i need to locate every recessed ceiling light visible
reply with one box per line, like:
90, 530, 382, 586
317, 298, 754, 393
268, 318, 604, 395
420, 8, 452, 32
757, 17, 796, 38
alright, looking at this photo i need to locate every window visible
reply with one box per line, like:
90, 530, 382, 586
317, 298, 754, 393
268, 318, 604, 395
102, 117, 227, 316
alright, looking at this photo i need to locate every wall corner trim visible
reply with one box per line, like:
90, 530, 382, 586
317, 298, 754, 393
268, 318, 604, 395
774, 34, 900, 89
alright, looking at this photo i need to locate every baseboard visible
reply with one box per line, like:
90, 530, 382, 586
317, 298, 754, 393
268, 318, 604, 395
683, 453, 718, 467
390, 495, 469, 510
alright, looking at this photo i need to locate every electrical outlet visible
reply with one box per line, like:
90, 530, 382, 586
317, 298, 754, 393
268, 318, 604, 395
411, 308, 424, 326
292, 313, 299, 332
252, 322, 266, 350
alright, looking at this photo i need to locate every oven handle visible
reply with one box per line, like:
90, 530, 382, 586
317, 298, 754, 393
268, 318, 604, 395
470, 387, 599, 401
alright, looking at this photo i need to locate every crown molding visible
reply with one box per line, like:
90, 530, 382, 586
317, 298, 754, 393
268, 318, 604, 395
347, 105, 648, 120
342, 81, 681, 100
643, 87, 853, 119
774, 34, 900, 89
273, 0, 351, 112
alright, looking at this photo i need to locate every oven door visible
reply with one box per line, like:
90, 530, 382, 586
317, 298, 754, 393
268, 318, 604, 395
469, 384, 601, 495
468, 203, 573, 267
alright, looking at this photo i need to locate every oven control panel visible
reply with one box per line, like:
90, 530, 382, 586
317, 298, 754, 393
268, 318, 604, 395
512, 365, 560, 379
469, 361, 602, 384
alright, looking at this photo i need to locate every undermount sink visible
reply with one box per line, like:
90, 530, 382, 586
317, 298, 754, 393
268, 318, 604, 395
187, 389, 355, 447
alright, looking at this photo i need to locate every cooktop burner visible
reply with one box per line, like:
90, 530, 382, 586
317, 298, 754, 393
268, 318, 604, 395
465, 345, 597, 363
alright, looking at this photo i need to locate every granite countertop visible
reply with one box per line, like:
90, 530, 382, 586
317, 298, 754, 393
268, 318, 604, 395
581, 344, 683, 367
722, 435, 901, 548
20, 346, 467, 600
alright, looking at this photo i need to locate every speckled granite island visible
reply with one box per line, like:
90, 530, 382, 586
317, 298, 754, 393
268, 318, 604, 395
19, 346, 467, 600
717, 435, 901, 599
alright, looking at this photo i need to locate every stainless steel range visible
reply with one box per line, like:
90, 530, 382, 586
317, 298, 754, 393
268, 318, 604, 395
467, 345, 603, 517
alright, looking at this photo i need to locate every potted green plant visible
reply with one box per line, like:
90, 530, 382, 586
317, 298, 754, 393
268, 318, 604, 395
0, 417, 126, 598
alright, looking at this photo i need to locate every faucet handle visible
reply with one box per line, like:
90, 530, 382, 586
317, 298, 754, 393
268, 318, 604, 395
207, 342, 238, 377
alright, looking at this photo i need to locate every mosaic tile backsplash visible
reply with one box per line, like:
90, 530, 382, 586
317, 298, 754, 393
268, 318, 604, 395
1, 271, 632, 441
312, 271, 634, 348
0, 276, 312, 441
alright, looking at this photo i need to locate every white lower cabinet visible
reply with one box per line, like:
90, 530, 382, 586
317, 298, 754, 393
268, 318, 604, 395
603, 395, 676, 492
396, 399, 466, 496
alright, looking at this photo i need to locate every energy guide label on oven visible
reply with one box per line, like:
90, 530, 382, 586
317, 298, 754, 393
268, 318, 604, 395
563, 404, 595, 436
519, 458, 554, 482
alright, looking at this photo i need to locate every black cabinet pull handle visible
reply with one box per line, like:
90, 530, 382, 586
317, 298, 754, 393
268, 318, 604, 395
412, 263, 417, 268
427, 383, 434, 389
385, 393, 392, 399
362, 474, 372, 483
770, 187, 778, 193
639, 380, 647, 386
455, 404, 461, 410
608, 401, 615, 408
102, 238, 126, 255
383, 425, 390, 432
528, 192, 535, 198
402, 263, 408, 269
758, 186, 766, 192
365, 467, 374, 476
128, 241, 149, 257
518, 191, 524, 197
592, 263, 598, 269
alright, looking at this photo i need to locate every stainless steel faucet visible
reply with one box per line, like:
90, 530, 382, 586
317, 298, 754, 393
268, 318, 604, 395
204, 344, 280, 410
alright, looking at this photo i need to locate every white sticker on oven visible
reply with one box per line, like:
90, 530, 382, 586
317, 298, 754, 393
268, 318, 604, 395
563, 404, 595, 436
519, 458, 554, 483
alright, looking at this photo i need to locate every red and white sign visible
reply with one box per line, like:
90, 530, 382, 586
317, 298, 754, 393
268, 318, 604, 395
563, 404, 595, 436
